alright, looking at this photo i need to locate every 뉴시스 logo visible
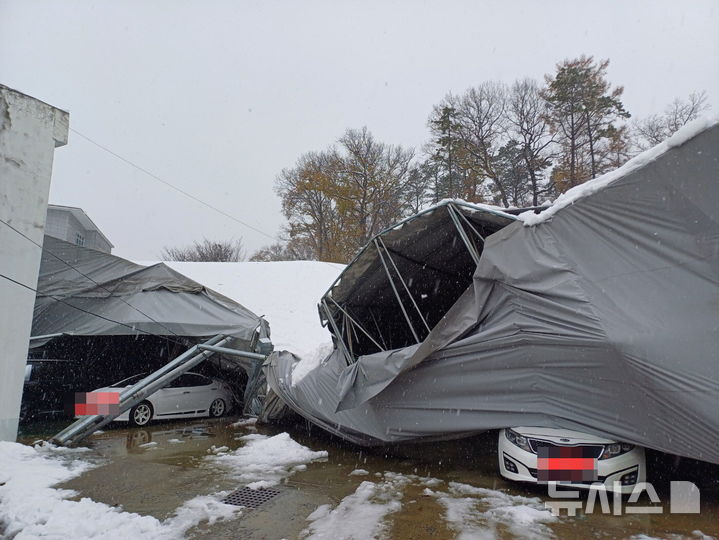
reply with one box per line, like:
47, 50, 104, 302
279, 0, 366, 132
544, 481, 700, 516
538, 442, 700, 515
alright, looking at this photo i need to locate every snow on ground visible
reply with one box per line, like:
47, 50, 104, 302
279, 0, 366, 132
207, 432, 328, 489
148, 260, 344, 382
301, 473, 557, 540
230, 417, 258, 428
0, 441, 239, 539
301, 473, 409, 540
426, 481, 557, 540
519, 115, 719, 227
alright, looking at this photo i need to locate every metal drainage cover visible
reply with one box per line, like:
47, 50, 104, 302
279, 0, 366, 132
222, 487, 281, 508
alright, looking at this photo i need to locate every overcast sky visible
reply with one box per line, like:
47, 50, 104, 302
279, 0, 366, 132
1, 0, 717, 259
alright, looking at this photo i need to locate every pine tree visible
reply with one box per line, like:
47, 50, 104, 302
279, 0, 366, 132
426, 105, 462, 201
543, 56, 630, 192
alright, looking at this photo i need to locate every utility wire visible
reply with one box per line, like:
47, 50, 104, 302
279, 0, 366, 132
0, 269, 184, 344
68, 126, 345, 272
0, 272, 37, 293
1, 217, 185, 344
69, 128, 278, 241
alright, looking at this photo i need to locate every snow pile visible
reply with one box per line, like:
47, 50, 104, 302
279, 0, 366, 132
301, 473, 409, 540
150, 260, 344, 378
207, 432, 328, 489
0, 441, 239, 539
230, 417, 258, 428
426, 481, 557, 539
520, 115, 719, 227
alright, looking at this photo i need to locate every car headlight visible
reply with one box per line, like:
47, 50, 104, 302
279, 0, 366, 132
505, 429, 532, 453
600, 442, 634, 460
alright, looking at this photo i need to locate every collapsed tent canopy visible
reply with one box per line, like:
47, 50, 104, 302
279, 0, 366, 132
320, 201, 516, 360
32, 235, 268, 344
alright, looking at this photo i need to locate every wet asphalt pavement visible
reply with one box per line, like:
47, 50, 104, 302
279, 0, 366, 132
17, 416, 719, 539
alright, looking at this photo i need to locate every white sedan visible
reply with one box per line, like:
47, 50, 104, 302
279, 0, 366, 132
94, 372, 235, 426
499, 427, 646, 494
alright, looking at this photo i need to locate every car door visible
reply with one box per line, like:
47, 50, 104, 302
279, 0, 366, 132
181, 374, 214, 416
155, 374, 197, 418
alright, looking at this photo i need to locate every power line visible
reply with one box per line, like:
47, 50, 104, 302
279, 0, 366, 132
68, 126, 346, 271
69, 128, 279, 242
0, 217, 184, 342
0, 269, 183, 344
0, 272, 37, 293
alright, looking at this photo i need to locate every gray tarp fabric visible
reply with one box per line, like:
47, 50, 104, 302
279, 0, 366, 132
265, 118, 719, 464
32, 235, 269, 342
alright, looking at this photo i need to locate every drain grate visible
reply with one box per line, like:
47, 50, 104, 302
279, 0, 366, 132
222, 487, 281, 508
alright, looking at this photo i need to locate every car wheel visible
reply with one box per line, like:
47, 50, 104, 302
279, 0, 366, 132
209, 398, 226, 418
129, 401, 153, 426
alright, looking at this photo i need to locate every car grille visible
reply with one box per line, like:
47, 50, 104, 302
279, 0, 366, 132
527, 467, 607, 483
528, 438, 604, 459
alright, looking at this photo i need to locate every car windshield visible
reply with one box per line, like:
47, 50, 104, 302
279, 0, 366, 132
110, 373, 147, 388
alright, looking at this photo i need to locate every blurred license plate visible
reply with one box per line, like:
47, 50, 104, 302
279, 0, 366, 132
537, 446, 598, 483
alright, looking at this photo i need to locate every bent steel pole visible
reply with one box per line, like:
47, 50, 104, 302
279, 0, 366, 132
326, 295, 386, 353
51, 334, 229, 446
377, 237, 431, 335
447, 204, 481, 266
456, 209, 485, 244
374, 238, 420, 344
322, 298, 354, 365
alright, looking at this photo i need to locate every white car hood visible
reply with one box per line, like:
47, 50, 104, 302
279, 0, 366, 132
512, 426, 617, 445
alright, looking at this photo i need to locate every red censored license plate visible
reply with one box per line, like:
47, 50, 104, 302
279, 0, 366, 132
73, 391, 120, 416
537, 446, 598, 483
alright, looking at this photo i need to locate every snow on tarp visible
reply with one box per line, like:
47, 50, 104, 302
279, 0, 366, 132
519, 115, 719, 226
265, 118, 719, 464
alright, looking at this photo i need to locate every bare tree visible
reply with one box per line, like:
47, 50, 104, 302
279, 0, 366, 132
249, 240, 315, 261
402, 164, 432, 214
634, 91, 710, 149
275, 128, 415, 262
506, 78, 554, 206
160, 238, 246, 262
453, 82, 510, 205
335, 127, 415, 249
275, 151, 346, 262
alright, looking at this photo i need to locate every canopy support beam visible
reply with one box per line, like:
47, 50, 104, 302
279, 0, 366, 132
322, 299, 354, 365
327, 295, 386, 353
374, 238, 421, 344
447, 204, 481, 266
378, 237, 431, 334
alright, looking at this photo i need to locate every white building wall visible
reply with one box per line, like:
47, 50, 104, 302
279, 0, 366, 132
0, 85, 68, 441
44, 207, 70, 240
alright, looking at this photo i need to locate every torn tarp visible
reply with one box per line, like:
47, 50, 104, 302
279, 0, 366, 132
265, 117, 719, 464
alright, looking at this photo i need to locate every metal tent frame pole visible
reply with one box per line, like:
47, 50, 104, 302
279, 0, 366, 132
322, 298, 354, 365
374, 238, 420, 344
377, 237, 431, 335
447, 203, 481, 266
326, 295, 385, 353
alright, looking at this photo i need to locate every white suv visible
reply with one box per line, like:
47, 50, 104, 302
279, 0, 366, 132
499, 427, 646, 494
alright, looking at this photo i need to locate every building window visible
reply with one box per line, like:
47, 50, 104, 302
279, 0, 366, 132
75, 232, 85, 246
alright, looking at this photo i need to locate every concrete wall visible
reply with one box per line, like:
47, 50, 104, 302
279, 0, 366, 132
0, 85, 68, 441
